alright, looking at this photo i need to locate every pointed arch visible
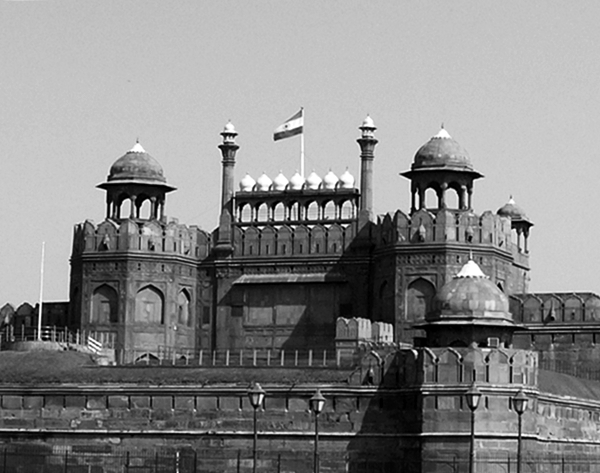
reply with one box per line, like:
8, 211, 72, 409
135, 285, 164, 324
177, 289, 192, 327
406, 278, 436, 323
564, 295, 583, 322
92, 284, 119, 324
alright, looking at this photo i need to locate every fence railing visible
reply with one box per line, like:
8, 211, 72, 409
121, 347, 354, 368
0, 448, 598, 473
539, 356, 600, 381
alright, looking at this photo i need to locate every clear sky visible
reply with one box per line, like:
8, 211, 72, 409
1, 1, 599, 305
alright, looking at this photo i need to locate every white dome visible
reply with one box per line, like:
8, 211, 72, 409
129, 141, 146, 153
273, 172, 289, 191
306, 171, 322, 190
289, 172, 305, 190
361, 115, 375, 128
256, 173, 273, 191
223, 121, 236, 134
239, 173, 256, 192
323, 170, 338, 190
339, 169, 355, 189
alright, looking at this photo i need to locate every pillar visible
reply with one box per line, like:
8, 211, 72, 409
356, 116, 378, 226
215, 122, 239, 255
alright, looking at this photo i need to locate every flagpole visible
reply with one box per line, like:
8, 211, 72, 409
300, 108, 305, 178
37, 241, 45, 341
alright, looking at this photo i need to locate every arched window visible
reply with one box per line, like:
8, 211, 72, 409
92, 285, 118, 324
256, 203, 269, 222
306, 201, 319, 220
406, 278, 436, 323
340, 200, 354, 219
323, 201, 336, 220
177, 290, 191, 326
239, 204, 252, 223
424, 188, 438, 209
273, 203, 286, 221
135, 286, 164, 324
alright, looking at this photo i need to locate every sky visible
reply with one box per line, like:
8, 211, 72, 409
1, 1, 599, 305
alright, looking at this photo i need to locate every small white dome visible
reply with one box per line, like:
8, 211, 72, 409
256, 173, 272, 191
289, 172, 305, 190
323, 170, 338, 190
339, 168, 355, 189
306, 171, 322, 190
273, 171, 289, 191
433, 127, 452, 139
362, 115, 375, 128
223, 121, 236, 134
456, 260, 488, 279
129, 141, 146, 153
239, 173, 256, 192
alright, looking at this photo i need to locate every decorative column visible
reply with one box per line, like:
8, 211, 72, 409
215, 122, 239, 256
356, 116, 378, 226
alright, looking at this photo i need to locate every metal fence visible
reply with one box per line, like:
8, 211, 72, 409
121, 346, 355, 368
1, 448, 600, 473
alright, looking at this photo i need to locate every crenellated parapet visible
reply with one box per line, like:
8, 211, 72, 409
375, 208, 514, 250
232, 222, 355, 257
394, 346, 538, 387
71, 218, 212, 260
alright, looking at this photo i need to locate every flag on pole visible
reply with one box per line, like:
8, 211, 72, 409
273, 109, 303, 141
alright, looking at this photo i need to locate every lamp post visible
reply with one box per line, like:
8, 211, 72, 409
465, 384, 482, 473
513, 389, 528, 473
248, 383, 266, 473
309, 390, 326, 473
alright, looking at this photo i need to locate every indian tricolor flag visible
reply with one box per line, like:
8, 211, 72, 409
273, 109, 304, 141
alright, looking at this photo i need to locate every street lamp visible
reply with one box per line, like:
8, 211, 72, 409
309, 390, 326, 473
248, 383, 266, 473
465, 384, 482, 473
513, 389, 528, 473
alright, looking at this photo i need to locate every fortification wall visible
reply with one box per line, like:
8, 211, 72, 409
375, 209, 513, 250
72, 219, 211, 260
232, 223, 356, 258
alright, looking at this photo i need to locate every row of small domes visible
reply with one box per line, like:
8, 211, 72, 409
240, 169, 355, 192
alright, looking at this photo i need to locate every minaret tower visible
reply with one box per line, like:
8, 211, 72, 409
356, 116, 378, 227
215, 122, 239, 256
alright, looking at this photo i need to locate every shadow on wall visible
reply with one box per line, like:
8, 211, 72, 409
346, 349, 422, 473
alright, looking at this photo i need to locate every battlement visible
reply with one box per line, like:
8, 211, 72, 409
376, 208, 518, 252
231, 222, 356, 258
71, 218, 212, 260
394, 346, 538, 387
511, 292, 600, 325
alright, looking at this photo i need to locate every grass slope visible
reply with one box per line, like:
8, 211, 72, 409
0, 351, 354, 386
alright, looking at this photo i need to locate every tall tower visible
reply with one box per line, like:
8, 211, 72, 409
214, 122, 239, 256
356, 116, 378, 227
372, 128, 522, 344
70, 142, 207, 359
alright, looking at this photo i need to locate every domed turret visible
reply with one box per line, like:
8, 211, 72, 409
497, 197, 531, 222
323, 170, 338, 190
306, 171, 322, 190
273, 172, 289, 191
420, 260, 517, 348
97, 142, 176, 221
106, 142, 168, 184
256, 173, 273, 191
239, 173, 256, 192
289, 172, 305, 190
339, 168, 355, 189
412, 128, 474, 172
401, 127, 483, 213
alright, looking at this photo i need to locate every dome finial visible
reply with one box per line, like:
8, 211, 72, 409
129, 141, 145, 153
